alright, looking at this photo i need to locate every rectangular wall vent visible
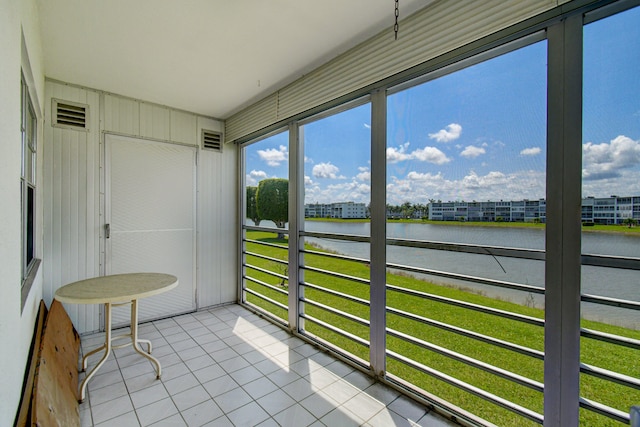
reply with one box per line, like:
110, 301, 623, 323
202, 130, 222, 152
53, 99, 89, 130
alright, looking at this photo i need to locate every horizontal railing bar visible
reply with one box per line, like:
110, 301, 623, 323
243, 264, 288, 283
302, 264, 371, 286
301, 297, 371, 328
387, 237, 545, 261
244, 238, 288, 250
580, 363, 640, 390
387, 261, 545, 295
579, 397, 629, 424
302, 247, 371, 265
387, 350, 544, 424
580, 328, 640, 350
581, 253, 640, 271
581, 293, 640, 311
244, 225, 290, 235
245, 250, 287, 265
304, 231, 640, 270
244, 287, 288, 312
300, 313, 370, 348
389, 262, 640, 311
242, 302, 288, 328
387, 328, 544, 392
302, 281, 371, 306
387, 306, 544, 360
243, 274, 288, 296
387, 284, 545, 327
301, 231, 370, 243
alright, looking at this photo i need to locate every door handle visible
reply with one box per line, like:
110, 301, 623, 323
105, 223, 110, 239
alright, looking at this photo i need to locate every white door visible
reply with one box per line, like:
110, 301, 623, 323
106, 134, 197, 325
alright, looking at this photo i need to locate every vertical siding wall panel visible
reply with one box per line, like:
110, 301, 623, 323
104, 94, 140, 136
45, 81, 233, 330
171, 110, 198, 146
220, 144, 237, 303
43, 81, 100, 334
197, 116, 236, 308
140, 102, 171, 141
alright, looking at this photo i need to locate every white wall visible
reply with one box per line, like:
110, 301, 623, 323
43, 81, 238, 334
0, 0, 45, 424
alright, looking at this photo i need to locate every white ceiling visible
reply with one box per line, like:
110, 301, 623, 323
36, 0, 428, 119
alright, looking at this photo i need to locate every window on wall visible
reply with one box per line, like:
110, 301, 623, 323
21, 73, 37, 286
300, 101, 372, 363
242, 130, 290, 323
385, 39, 548, 426
581, 5, 640, 425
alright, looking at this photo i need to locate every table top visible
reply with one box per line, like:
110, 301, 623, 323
54, 273, 178, 304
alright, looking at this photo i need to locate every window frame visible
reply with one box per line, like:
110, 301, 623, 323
20, 72, 40, 309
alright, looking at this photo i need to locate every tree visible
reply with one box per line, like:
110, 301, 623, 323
246, 186, 261, 226
257, 178, 288, 238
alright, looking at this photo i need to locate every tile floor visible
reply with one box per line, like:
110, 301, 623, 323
79, 304, 458, 427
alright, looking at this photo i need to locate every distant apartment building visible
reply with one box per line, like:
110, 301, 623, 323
305, 202, 368, 219
581, 196, 640, 224
428, 195, 640, 224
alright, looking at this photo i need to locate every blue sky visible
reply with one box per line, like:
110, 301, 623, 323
246, 6, 640, 206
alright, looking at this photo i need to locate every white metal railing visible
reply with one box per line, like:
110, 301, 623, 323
242, 226, 639, 425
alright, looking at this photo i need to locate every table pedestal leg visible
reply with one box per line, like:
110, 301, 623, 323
130, 299, 162, 379
78, 302, 113, 403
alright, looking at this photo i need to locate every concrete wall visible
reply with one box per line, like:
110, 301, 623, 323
0, 0, 45, 424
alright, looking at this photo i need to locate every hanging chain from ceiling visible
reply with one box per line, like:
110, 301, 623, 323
394, 0, 400, 40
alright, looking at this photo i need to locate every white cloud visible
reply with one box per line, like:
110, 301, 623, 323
411, 147, 451, 164
387, 142, 451, 165
312, 162, 344, 179
429, 123, 462, 143
582, 135, 640, 180
356, 167, 371, 182
386, 169, 546, 205
257, 145, 288, 167
245, 169, 268, 186
386, 142, 411, 163
363, 123, 371, 129
520, 147, 542, 156
304, 175, 313, 185
460, 145, 486, 158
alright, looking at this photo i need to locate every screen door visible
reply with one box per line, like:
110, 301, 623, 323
106, 134, 197, 325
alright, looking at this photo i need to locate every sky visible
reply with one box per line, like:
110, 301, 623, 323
245, 6, 640, 206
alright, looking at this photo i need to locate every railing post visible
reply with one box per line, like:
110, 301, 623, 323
288, 123, 304, 332
544, 14, 583, 427
370, 89, 387, 376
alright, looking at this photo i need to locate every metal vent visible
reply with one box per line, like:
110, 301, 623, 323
202, 130, 222, 152
53, 99, 88, 130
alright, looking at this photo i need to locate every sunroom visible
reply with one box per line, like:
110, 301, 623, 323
2, 0, 639, 426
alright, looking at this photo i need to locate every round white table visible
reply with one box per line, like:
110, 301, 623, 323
55, 273, 178, 402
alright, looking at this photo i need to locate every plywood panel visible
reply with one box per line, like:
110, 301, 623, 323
14, 300, 47, 427
32, 300, 80, 427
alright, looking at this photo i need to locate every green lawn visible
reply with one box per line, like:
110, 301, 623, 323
243, 230, 639, 426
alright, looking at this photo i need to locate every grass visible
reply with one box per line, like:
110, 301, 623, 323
243, 230, 639, 426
